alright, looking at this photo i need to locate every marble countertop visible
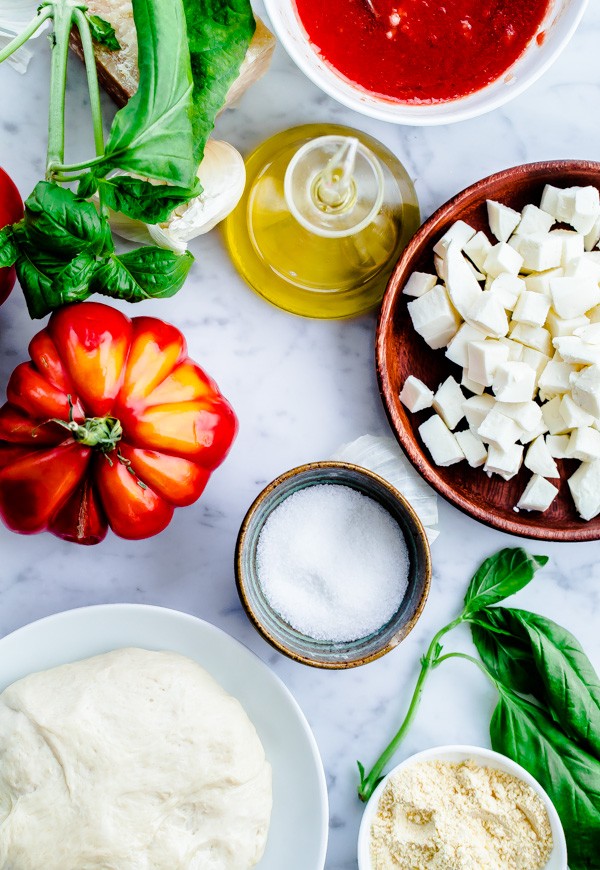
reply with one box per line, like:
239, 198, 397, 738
1, 3, 599, 868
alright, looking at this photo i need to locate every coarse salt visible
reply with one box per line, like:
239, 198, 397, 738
256, 484, 410, 643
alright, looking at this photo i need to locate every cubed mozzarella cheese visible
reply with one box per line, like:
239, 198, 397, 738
467, 340, 511, 386
568, 460, 600, 519
461, 371, 485, 395
584, 216, 600, 252
463, 231, 493, 271
418, 414, 465, 466
549, 276, 600, 319
463, 394, 496, 429
445, 241, 484, 317
569, 366, 600, 418
516, 474, 559, 512
455, 429, 488, 467
566, 427, 600, 462
540, 185, 563, 220
399, 375, 435, 413
563, 255, 600, 280
519, 419, 550, 445
524, 267, 563, 297
467, 292, 509, 338
488, 274, 525, 310
487, 200, 521, 243
520, 347, 551, 385
478, 408, 522, 450
433, 220, 476, 256
492, 361, 536, 402
497, 400, 543, 432
552, 336, 600, 366
549, 229, 585, 266
573, 323, 600, 344
571, 186, 600, 235
546, 311, 590, 339
433, 376, 466, 430
559, 393, 595, 429
403, 271, 438, 297
407, 285, 460, 349
524, 435, 559, 478
510, 324, 553, 356
546, 434, 571, 458
542, 396, 571, 435
446, 323, 488, 368
483, 242, 523, 278
518, 204, 554, 236
513, 233, 562, 272
498, 337, 524, 361
484, 443, 524, 480
512, 291, 550, 327
538, 358, 577, 398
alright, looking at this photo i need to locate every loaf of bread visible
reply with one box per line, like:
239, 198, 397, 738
70, 1, 275, 108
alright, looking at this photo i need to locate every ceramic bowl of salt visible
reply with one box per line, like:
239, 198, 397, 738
235, 461, 431, 669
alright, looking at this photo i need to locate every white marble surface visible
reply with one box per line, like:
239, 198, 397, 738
1, 3, 599, 868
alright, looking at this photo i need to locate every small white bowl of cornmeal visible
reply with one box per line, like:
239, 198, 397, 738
358, 745, 567, 870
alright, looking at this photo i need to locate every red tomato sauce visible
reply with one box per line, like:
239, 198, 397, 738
294, 0, 551, 103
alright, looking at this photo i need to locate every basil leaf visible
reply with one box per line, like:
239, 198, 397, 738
463, 548, 548, 615
86, 13, 121, 51
0, 227, 18, 268
183, 0, 255, 163
99, 0, 197, 186
77, 173, 99, 199
491, 687, 600, 869
97, 176, 201, 224
473, 608, 600, 757
93, 247, 193, 301
24, 182, 112, 257
14, 243, 68, 319
52, 253, 97, 303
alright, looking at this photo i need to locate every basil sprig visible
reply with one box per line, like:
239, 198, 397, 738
357, 547, 600, 869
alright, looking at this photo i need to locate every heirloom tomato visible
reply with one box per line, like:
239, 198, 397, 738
0, 168, 24, 305
0, 302, 237, 544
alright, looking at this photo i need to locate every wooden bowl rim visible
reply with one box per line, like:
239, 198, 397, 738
377, 159, 600, 542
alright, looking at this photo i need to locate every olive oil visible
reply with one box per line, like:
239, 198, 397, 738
223, 124, 419, 319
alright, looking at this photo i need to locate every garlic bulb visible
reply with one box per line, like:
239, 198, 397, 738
0, 0, 50, 73
106, 140, 246, 253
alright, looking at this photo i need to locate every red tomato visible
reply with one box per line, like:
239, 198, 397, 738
0, 168, 24, 305
0, 302, 238, 544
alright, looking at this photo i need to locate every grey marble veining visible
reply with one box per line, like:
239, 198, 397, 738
1, 2, 600, 867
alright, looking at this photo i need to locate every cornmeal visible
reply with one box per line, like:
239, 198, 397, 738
370, 759, 553, 870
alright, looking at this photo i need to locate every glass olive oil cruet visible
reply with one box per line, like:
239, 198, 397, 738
222, 124, 419, 319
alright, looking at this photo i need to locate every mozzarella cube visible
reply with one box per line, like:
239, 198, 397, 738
484, 442, 524, 480
559, 394, 595, 429
546, 311, 590, 339
446, 323, 488, 368
540, 185, 564, 220
584, 216, 600, 252
524, 267, 563, 297
521, 347, 552, 384
552, 336, 600, 366
445, 241, 484, 318
418, 414, 465, 466
564, 255, 600, 280
569, 366, 600, 417
571, 186, 600, 235
524, 436, 559, 478
498, 337, 524, 361
550, 276, 600, 319
434, 254, 448, 282
478, 408, 522, 450
467, 340, 511, 386
455, 429, 488, 468
483, 242, 523, 278
487, 200, 521, 242
461, 371, 485, 395
467, 292, 509, 338
512, 290, 550, 327
463, 394, 496, 429
407, 285, 460, 349
547, 434, 571, 458
538, 358, 577, 398
463, 231, 493, 271
433, 220, 476, 256
574, 323, 600, 344
497, 400, 543, 432
568, 460, 600, 520
433, 376, 466, 430
542, 396, 570, 435
517, 475, 559, 512
549, 229, 585, 266
510, 323, 553, 356
518, 204, 554, 236
492, 361, 536, 402
488, 274, 525, 310
566, 427, 600, 462
519, 419, 550, 445
513, 233, 562, 272
399, 375, 435, 412
403, 271, 438, 298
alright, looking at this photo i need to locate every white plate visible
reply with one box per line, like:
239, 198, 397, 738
357, 745, 567, 870
0, 604, 329, 870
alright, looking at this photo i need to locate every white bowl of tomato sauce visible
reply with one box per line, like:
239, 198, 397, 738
263, 0, 589, 125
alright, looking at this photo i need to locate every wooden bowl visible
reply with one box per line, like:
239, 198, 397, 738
377, 160, 600, 542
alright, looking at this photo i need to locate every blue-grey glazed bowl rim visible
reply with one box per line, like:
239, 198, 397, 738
235, 461, 432, 669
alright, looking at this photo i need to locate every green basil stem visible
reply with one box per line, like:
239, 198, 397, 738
46, 2, 74, 176
357, 616, 464, 802
73, 9, 104, 158
0, 7, 53, 64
